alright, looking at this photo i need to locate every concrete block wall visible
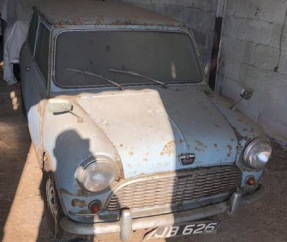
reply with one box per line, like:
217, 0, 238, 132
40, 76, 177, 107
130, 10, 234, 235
107, 0, 218, 76
217, 0, 287, 144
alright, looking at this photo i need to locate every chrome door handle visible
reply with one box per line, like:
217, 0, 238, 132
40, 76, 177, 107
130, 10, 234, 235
25, 66, 31, 72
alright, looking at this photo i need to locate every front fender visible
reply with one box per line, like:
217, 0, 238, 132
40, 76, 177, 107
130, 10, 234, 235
206, 92, 267, 185
42, 97, 123, 217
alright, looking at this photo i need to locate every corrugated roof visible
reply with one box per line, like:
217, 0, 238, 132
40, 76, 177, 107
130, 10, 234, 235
35, 0, 183, 27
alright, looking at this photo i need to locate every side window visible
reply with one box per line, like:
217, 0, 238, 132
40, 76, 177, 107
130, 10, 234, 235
27, 12, 38, 52
35, 23, 50, 81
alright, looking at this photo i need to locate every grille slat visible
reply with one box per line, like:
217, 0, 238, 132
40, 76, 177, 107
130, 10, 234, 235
107, 166, 241, 211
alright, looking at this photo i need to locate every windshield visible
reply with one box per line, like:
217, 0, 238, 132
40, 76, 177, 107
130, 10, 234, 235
55, 30, 203, 87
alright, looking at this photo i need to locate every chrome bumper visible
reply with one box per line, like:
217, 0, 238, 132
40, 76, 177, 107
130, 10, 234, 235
60, 185, 264, 241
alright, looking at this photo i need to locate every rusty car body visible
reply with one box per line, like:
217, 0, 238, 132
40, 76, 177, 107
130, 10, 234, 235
20, 0, 272, 240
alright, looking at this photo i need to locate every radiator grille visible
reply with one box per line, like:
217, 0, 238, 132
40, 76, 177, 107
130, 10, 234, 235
106, 166, 241, 211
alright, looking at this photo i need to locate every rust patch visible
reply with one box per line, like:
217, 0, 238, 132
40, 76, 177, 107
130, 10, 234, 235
71, 16, 84, 25
59, 188, 89, 197
227, 145, 232, 157
71, 198, 88, 208
214, 143, 218, 149
194, 139, 207, 152
160, 141, 176, 156
233, 127, 247, 142
94, 16, 105, 25
179, 139, 184, 143
119, 143, 123, 147
128, 151, 134, 156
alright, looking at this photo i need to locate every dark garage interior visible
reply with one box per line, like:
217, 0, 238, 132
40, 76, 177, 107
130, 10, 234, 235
0, 0, 287, 241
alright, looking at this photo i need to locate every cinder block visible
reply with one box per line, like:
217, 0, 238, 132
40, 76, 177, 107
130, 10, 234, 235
229, 0, 259, 20
224, 59, 241, 81
226, 0, 287, 24
223, 16, 273, 45
223, 16, 248, 40
275, 87, 287, 121
280, 23, 287, 51
277, 50, 287, 74
225, 0, 235, 16
245, 19, 273, 45
270, 23, 284, 48
249, 0, 287, 24
253, 44, 280, 70
258, 77, 287, 125
267, 71, 286, 84
239, 64, 268, 86
221, 36, 255, 64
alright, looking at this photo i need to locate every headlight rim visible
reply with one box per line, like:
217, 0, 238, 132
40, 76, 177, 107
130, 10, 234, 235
243, 137, 272, 169
76, 155, 117, 193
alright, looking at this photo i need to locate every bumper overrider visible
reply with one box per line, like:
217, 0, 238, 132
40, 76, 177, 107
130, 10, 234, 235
60, 185, 264, 241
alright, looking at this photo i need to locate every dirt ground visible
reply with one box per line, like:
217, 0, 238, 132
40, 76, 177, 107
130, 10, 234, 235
0, 80, 287, 242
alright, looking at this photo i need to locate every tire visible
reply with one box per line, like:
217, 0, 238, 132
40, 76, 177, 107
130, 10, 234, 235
43, 172, 65, 239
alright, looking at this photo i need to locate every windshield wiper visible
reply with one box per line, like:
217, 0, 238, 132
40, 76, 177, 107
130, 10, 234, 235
109, 69, 168, 89
66, 68, 124, 90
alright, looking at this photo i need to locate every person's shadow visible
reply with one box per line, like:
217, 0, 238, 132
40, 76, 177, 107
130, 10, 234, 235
37, 129, 117, 241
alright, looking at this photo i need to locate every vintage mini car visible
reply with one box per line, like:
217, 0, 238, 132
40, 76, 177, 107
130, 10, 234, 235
20, 0, 272, 240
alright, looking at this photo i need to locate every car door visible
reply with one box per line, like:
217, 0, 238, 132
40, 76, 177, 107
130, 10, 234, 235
20, 13, 50, 154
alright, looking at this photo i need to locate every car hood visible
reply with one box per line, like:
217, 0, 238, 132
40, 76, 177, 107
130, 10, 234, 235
76, 86, 238, 178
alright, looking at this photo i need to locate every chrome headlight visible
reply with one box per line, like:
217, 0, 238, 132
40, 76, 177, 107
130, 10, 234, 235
76, 156, 116, 193
243, 138, 272, 169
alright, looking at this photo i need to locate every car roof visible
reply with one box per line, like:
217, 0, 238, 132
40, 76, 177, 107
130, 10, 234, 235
35, 0, 184, 27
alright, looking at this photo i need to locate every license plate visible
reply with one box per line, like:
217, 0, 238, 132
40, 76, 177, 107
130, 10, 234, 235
144, 221, 218, 240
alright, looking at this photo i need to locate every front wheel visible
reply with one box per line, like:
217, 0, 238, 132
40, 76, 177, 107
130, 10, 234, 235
43, 172, 65, 239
